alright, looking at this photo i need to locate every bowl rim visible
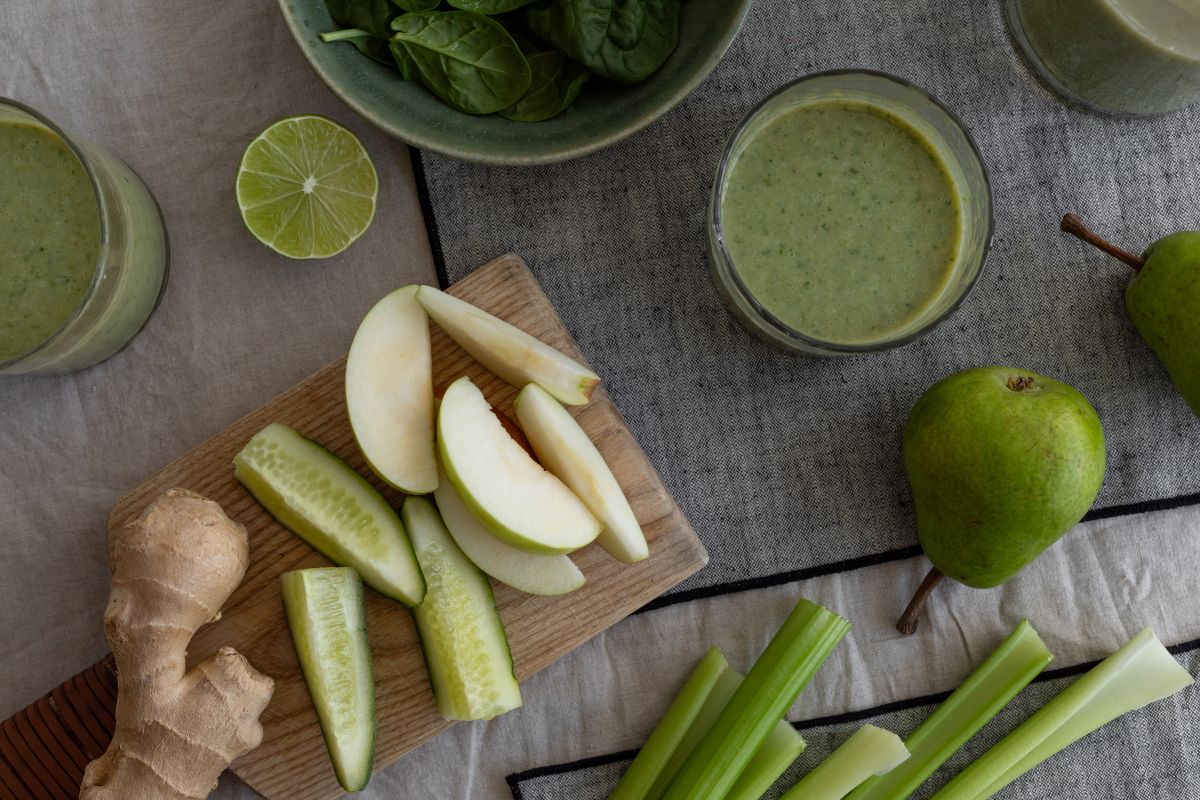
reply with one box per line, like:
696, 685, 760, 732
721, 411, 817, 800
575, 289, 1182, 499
277, 0, 756, 166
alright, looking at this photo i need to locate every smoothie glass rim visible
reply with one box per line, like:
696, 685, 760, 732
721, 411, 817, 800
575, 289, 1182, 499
709, 69, 995, 354
0, 96, 169, 372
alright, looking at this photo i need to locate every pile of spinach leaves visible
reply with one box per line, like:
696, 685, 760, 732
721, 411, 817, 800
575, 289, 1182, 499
320, 0, 681, 122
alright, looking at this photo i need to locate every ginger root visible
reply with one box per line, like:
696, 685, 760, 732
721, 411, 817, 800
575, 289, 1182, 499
80, 488, 275, 800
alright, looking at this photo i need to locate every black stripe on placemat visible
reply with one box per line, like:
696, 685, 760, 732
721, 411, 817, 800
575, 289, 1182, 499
1082, 491, 1200, 522
636, 491, 1200, 615
505, 636, 1200, 798
409, 147, 450, 289
636, 545, 924, 614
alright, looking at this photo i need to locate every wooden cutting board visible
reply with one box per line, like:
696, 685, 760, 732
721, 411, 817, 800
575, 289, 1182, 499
107, 254, 708, 800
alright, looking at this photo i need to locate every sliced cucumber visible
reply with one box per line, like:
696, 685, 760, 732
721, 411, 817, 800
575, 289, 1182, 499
403, 496, 522, 721
281, 567, 375, 792
235, 422, 425, 606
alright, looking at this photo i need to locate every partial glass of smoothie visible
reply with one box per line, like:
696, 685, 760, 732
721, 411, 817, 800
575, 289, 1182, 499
1007, 0, 1200, 116
709, 72, 992, 355
0, 99, 167, 376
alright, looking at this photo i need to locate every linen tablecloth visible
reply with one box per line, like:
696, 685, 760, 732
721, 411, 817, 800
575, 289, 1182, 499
3, 0, 1200, 798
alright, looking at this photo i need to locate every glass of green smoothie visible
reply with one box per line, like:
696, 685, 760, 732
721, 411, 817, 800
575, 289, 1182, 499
709, 71, 992, 356
0, 98, 168, 375
1006, 0, 1200, 116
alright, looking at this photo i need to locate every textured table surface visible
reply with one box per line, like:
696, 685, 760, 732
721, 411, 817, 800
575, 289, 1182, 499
3, 0, 1199, 798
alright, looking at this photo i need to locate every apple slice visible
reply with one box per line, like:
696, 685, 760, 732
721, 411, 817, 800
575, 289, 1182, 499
438, 376, 601, 554
514, 383, 649, 563
346, 285, 437, 495
434, 465, 585, 595
417, 285, 600, 405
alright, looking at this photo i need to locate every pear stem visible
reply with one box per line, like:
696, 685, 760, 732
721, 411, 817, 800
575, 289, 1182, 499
897, 567, 944, 636
1061, 213, 1144, 272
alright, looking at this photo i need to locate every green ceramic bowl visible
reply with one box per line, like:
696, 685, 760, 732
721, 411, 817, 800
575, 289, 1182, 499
278, 1, 754, 165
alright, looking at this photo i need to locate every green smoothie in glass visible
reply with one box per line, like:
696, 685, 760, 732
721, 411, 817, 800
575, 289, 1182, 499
709, 72, 992, 355
1008, 0, 1200, 116
721, 101, 963, 345
0, 99, 167, 375
0, 122, 102, 361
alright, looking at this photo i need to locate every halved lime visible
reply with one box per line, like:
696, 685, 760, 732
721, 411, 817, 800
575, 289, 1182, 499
236, 115, 378, 259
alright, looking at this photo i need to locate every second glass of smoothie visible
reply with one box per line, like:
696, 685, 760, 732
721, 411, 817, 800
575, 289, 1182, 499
0, 98, 168, 376
709, 71, 992, 355
1006, 0, 1200, 117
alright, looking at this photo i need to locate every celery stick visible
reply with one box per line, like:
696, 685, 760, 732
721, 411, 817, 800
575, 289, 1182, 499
725, 718, 807, 800
613, 650, 806, 800
610, 647, 732, 800
656, 662, 804, 799
933, 628, 1194, 800
847, 620, 1052, 800
645, 662, 743, 798
662, 598, 851, 800
781, 725, 909, 800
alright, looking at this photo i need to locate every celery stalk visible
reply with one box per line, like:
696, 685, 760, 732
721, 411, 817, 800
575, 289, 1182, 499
847, 620, 1052, 800
932, 628, 1194, 800
781, 725, 910, 800
651, 664, 743, 796
662, 598, 851, 800
725, 718, 807, 800
610, 647, 732, 800
613, 649, 806, 800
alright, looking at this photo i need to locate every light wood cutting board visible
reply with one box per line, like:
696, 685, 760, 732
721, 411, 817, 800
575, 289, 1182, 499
107, 254, 709, 800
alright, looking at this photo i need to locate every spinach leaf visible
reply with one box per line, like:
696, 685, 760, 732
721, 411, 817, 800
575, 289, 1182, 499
524, 0, 680, 85
391, 11, 532, 114
324, 0, 399, 38
500, 47, 589, 121
445, 0, 539, 13
321, 28, 399, 66
392, 0, 442, 10
389, 40, 419, 80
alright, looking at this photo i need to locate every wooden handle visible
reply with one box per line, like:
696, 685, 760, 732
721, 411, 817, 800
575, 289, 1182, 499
0, 656, 117, 799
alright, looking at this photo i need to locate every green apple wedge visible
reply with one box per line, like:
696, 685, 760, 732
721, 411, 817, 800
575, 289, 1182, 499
514, 383, 649, 563
416, 285, 600, 405
346, 285, 437, 495
433, 464, 585, 595
234, 422, 426, 606
438, 376, 601, 554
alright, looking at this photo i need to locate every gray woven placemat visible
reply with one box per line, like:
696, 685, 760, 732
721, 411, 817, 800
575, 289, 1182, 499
508, 646, 1200, 799
413, 0, 1200, 595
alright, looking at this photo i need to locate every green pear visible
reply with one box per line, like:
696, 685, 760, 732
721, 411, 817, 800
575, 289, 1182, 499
897, 367, 1106, 635
1062, 214, 1200, 418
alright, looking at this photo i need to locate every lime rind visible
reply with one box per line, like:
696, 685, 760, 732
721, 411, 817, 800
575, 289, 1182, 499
236, 115, 378, 259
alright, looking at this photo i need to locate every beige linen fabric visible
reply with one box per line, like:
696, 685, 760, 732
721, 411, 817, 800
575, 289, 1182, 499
0, 0, 432, 757
4, 2, 1200, 800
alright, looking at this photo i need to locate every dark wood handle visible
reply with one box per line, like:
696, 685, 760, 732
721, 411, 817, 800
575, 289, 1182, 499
0, 656, 116, 799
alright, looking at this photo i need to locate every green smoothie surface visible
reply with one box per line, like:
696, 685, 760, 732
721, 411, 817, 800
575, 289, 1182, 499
0, 120, 101, 362
721, 100, 963, 345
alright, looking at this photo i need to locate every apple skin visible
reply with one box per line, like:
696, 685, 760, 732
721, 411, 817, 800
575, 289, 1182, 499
1126, 231, 1200, 419
438, 376, 601, 555
433, 465, 585, 596
417, 286, 600, 405
903, 367, 1106, 589
514, 383, 648, 563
